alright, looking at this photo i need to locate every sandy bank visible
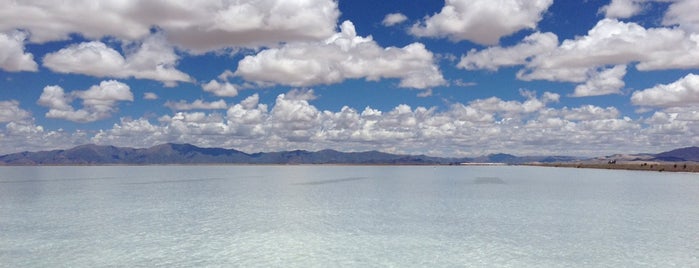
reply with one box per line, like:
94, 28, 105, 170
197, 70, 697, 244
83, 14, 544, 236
527, 161, 699, 173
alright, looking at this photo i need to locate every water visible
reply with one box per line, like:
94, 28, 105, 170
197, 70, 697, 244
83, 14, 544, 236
1, 166, 697, 267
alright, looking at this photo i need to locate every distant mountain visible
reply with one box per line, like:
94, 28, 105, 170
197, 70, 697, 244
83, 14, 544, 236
575, 146, 699, 163
0, 143, 251, 165
512, 155, 581, 164
2, 143, 694, 166
472, 153, 579, 164
654, 146, 699, 162
472, 153, 518, 163
0, 143, 472, 165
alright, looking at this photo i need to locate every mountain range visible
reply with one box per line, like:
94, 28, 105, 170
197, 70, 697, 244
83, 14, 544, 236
0, 143, 581, 165
0, 143, 696, 165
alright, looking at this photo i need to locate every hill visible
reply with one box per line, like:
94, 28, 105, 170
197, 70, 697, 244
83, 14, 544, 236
0, 143, 471, 165
654, 146, 699, 162
3, 143, 695, 166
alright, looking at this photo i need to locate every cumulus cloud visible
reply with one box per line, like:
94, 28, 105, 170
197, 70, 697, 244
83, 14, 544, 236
235, 20, 446, 89
90, 118, 165, 150
164, 99, 228, 111
599, 0, 699, 33
269, 92, 321, 141
459, 19, 699, 82
572, 65, 627, 97
662, 0, 699, 33
467, 90, 559, 118
555, 105, 621, 121
0, 0, 339, 52
225, 94, 268, 137
631, 73, 699, 108
37, 80, 134, 123
84, 89, 685, 156
8, 87, 699, 156
0, 121, 92, 155
458, 32, 558, 71
461, 18, 699, 95
42, 42, 125, 78
0, 31, 38, 72
0, 100, 31, 123
159, 112, 228, 138
0, 0, 340, 52
517, 19, 699, 82
43, 35, 192, 86
640, 108, 699, 146
202, 80, 238, 97
599, 0, 646, 18
410, 0, 553, 45
382, 13, 408, 26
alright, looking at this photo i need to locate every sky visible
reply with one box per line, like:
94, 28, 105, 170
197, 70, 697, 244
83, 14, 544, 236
0, 0, 698, 157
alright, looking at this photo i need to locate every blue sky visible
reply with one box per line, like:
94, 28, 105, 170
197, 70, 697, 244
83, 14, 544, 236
1, 0, 698, 156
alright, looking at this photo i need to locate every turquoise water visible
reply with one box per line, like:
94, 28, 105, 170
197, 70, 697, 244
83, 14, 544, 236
1, 166, 697, 267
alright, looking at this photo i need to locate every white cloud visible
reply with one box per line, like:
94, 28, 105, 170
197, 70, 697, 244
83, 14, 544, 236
460, 18, 699, 96
458, 32, 558, 71
37, 80, 133, 123
382, 13, 408, 27
4, 121, 44, 136
8, 88, 699, 156
0, 0, 340, 53
641, 110, 699, 145
226, 94, 268, 137
572, 65, 627, 97
475, 19, 699, 79
663, 0, 699, 33
284, 88, 318, 101
91, 118, 165, 149
37, 86, 78, 116
544, 105, 621, 121
0, 100, 31, 123
599, 0, 646, 19
519, 19, 699, 81
467, 90, 559, 116
119, 35, 192, 85
631, 73, 699, 108
235, 20, 446, 89
43, 42, 125, 76
217, 70, 236, 81
417, 88, 433, 97
0, 121, 91, 155
452, 80, 477, 87
102, 90, 547, 153
410, 0, 553, 45
0, 31, 38, 72
143, 92, 158, 100
269, 92, 321, 141
43, 35, 192, 86
77, 81, 134, 115
599, 0, 699, 33
164, 99, 228, 111
202, 80, 238, 97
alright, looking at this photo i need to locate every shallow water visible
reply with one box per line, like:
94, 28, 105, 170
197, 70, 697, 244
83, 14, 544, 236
1, 166, 697, 267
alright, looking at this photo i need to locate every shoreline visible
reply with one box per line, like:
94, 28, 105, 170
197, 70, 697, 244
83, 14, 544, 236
1, 162, 698, 173
526, 162, 699, 173
0, 163, 494, 167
